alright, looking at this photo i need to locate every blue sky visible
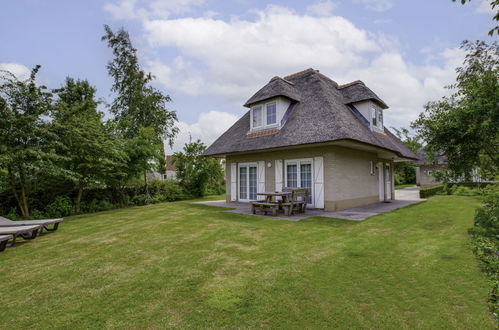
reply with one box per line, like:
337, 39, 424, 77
0, 0, 496, 151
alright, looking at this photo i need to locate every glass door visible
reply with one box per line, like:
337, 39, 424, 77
285, 159, 313, 206
238, 163, 257, 202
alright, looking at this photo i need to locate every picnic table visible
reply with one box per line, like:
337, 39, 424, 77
251, 190, 308, 216
256, 192, 292, 204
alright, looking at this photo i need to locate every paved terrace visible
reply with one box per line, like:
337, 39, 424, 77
195, 186, 424, 221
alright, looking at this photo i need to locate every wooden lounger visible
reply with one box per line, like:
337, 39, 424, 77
0, 216, 63, 233
0, 235, 13, 252
0, 225, 41, 246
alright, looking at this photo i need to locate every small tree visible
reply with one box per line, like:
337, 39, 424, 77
0, 66, 62, 217
412, 40, 499, 181
52, 77, 128, 212
102, 25, 178, 194
391, 127, 422, 185
173, 139, 224, 197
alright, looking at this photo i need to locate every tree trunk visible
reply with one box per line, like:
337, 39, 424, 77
75, 186, 83, 213
19, 167, 29, 218
7, 167, 29, 218
144, 171, 149, 196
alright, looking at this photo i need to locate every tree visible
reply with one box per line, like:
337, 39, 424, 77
52, 77, 128, 212
0, 66, 62, 217
391, 127, 422, 185
173, 139, 224, 197
412, 40, 499, 181
452, 0, 499, 36
102, 25, 178, 194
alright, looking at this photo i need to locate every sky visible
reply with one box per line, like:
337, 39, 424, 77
0, 0, 496, 152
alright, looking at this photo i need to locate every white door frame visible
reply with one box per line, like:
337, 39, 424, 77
238, 162, 257, 202
377, 162, 384, 201
284, 158, 314, 207
385, 163, 392, 201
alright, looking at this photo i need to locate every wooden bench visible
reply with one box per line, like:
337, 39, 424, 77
251, 202, 280, 216
281, 188, 309, 216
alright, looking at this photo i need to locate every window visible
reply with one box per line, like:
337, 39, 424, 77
266, 102, 277, 125
285, 159, 313, 205
371, 106, 383, 129
371, 107, 377, 127
252, 106, 262, 128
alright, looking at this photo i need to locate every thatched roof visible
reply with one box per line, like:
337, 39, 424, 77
339, 80, 388, 109
204, 69, 417, 160
243, 76, 301, 107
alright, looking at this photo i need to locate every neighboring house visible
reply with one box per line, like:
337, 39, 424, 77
204, 68, 418, 211
146, 155, 177, 181
415, 150, 485, 187
164, 155, 177, 180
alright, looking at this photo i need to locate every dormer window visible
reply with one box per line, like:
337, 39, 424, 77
250, 99, 287, 131
252, 106, 262, 128
370, 105, 383, 131
266, 102, 277, 125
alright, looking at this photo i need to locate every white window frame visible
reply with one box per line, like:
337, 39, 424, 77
370, 105, 383, 130
251, 105, 263, 129
284, 158, 314, 207
238, 162, 258, 202
250, 100, 280, 131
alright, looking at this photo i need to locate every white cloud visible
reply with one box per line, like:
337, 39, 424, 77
0, 62, 31, 80
306, 0, 337, 17
106, 3, 463, 135
476, 0, 495, 14
169, 111, 239, 152
104, 0, 205, 20
355, 0, 393, 12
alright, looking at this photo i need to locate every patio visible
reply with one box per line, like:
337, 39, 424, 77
195, 187, 424, 221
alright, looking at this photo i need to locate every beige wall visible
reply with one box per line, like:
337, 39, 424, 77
417, 165, 445, 187
225, 145, 394, 211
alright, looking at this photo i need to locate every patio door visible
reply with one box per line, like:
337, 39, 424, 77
238, 163, 257, 202
285, 159, 313, 207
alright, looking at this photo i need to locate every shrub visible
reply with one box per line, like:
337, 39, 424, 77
44, 196, 73, 218
132, 194, 151, 206
453, 186, 480, 196
469, 186, 499, 321
419, 185, 445, 198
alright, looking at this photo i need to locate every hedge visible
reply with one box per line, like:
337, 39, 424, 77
419, 185, 445, 198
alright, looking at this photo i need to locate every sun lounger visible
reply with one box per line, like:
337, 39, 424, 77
0, 225, 41, 246
0, 216, 63, 232
0, 235, 13, 252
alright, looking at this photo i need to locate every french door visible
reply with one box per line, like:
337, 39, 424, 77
238, 163, 257, 202
285, 159, 313, 206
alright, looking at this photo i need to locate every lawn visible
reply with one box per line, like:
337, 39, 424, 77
0, 196, 495, 329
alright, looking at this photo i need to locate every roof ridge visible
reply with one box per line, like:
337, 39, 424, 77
283, 68, 315, 80
338, 80, 364, 89
270, 76, 295, 85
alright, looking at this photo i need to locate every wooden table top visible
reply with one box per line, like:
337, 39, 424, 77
256, 192, 292, 196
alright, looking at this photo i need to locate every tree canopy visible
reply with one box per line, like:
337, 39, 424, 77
412, 40, 499, 181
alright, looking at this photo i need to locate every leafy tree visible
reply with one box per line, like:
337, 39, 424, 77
52, 77, 128, 212
102, 25, 178, 194
0, 66, 62, 217
452, 0, 499, 35
412, 40, 499, 181
391, 127, 422, 185
173, 139, 224, 197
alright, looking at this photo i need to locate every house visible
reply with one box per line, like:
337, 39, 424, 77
415, 150, 484, 187
204, 68, 418, 211
146, 155, 177, 181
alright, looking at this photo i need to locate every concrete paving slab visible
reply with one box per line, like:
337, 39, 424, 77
194, 187, 424, 221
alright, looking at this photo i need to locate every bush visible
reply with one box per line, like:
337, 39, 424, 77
453, 186, 480, 196
469, 186, 499, 321
419, 185, 445, 198
44, 196, 73, 218
132, 194, 151, 206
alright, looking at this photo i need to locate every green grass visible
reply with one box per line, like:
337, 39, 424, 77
395, 184, 417, 189
0, 195, 494, 329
